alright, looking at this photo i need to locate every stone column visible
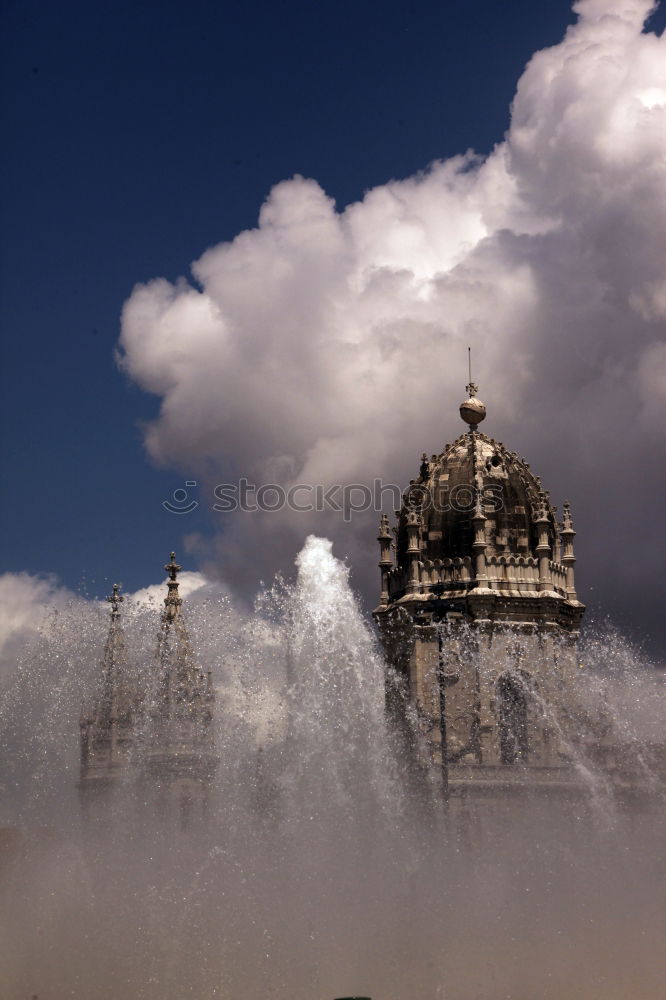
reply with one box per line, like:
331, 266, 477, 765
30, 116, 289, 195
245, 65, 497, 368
552, 506, 562, 562
405, 510, 422, 594
535, 496, 552, 593
377, 513, 393, 606
560, 502, 578, 601
472, 495, 489, 589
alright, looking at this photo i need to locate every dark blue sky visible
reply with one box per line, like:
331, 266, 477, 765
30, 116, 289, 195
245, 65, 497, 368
2, 0, 663, 602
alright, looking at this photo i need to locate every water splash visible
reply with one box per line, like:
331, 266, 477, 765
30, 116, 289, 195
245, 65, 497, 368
0, 539, 664, 999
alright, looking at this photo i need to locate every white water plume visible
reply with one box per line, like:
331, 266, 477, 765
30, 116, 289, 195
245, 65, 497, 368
0, 538, 664, 999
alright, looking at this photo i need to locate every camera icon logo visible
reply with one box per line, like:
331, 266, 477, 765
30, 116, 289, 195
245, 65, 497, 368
162, 481, 199, 514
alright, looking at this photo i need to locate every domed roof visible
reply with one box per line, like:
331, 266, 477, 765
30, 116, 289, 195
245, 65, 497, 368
396, 429, 560, 567
377, 377, 581, 613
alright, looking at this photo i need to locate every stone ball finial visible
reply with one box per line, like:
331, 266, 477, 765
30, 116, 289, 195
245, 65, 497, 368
460, 393, 486, 428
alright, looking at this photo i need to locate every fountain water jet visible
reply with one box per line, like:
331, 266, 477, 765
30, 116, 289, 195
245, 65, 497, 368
0, 537, 664, 999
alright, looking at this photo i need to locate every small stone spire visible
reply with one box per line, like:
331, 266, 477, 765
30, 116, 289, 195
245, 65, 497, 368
535, 493, 553, 594
155, 551, 211, 719
79, 583, 132, 782
165, 551, 181, 579
472, 492, 489, 589
148, 552, 218, 822
552, 505, 561, 562
107, 582, 123, 619
377, 513, 393, 606
163, 551, 183, 623
562, 502, 574, 533
99, 584, 127, 727
378, 512, 391, 538
560, 502, 578, 601
405, 509, 422, 594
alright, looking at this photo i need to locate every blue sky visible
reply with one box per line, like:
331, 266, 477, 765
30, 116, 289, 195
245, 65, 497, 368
2, 0, 666, 649
0, 0, 580, 589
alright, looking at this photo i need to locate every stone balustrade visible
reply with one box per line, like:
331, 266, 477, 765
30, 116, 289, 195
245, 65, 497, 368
386, 554, 570, 600
485, 554, 539, 592
548, 559, 569, 596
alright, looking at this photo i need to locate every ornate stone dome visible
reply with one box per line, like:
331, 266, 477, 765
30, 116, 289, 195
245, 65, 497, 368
397, 431, 560, 568
377, 387, 579, 610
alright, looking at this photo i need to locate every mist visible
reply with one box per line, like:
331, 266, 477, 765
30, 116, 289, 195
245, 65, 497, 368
1, 538, 664, 999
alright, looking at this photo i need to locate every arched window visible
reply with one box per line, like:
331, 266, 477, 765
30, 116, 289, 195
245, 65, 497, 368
497, 672, 529, 764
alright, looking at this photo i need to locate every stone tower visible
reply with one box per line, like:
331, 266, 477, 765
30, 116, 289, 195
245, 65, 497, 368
79, 584, 136, 806
79, 554, 218, 830
374, 380, 586, 800
144, 552, 218, 829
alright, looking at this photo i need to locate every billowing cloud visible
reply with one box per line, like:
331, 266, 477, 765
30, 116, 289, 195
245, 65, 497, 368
0, 573, 77, 685
0, 570, 213, 692
118, 0, 666, 645
127, 570, 208, 611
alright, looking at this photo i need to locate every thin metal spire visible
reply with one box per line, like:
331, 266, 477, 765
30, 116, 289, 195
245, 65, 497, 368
460, 345, 486, 430
465, 345, 478, 398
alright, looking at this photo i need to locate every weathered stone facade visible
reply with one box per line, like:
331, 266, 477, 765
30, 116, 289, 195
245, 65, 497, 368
374, 382, 589, 800
79, 554, 217, 830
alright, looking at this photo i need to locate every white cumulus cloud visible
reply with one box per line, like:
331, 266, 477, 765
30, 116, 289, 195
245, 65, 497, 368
118, 0, 666, 642
0, 573, 74, 666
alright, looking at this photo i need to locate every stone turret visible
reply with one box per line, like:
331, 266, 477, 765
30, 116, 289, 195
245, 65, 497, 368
79, 585, 136, 794
560, 502, 578, 601
145, 553, 218, 828
377, 514, 393, 608
154, 553, 214, 722
375, 377, 587, 802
